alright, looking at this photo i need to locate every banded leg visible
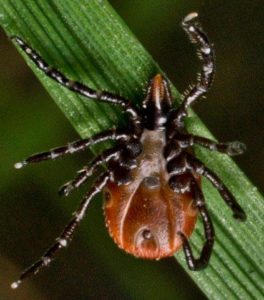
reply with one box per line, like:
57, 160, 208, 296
166, 152, 189, 176
15, 129, 127, 169
175, 12, 215, 125
59, 148, 120, 196
187, 154, 246, 221
13, 37, 142, 134
190, 136, 246, 155
11, 172, 110, 289
178, 178, 215, 270
166, 152, 193, 192
166, 134, 246, 157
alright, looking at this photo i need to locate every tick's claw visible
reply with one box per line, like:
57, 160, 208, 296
58, 183, 73, 197
233, 210, 247, 222
14, 161, 26, 169
227, 141, 246, 155
183, 12, 198, 24
12, 36, 24, 45
11, 280, 21, 289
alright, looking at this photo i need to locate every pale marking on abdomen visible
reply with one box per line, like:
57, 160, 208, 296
119, 129, 167, 244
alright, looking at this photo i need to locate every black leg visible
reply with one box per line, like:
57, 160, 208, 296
168, 173, 193, 194
178, 178, 215, 270
187, 154, 246, 221
13, 37, 142, 133
190, 136, 246, 156
166, 152, 189, 176
166, 134, 246, 157
11, 172, 110, 289
174, 12, 215, 125
166, 152, 193, 192
59, 148, 120, 196
14, 129, 127, 169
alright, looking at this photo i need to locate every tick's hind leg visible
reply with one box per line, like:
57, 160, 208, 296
15, 129, 126, 169
187, 153, 246, 221
178, 178, 215, 270
11, 172, 110, 289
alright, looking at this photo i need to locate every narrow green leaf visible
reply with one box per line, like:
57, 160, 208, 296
1, 1, 263, 299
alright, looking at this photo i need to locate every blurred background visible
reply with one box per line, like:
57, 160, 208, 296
0, 0, 263, 299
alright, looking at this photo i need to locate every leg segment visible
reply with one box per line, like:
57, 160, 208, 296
166, 152, 193, 192
187, 154, 246, 221
59, 148, 120, 196
174, 12, 215, 125
15, 129, 127, 169
190, 136, 246, 156
13, 37, 142, 134
11, 172, 110, 289
178, 178, 215, 270
165, 134, 246, 158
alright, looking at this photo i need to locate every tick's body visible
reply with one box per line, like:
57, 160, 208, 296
105, 128, 198, 259
104, 74, 199, 259
11, 12, 246, 289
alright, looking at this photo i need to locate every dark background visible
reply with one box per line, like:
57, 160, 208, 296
0, 1, 263, 299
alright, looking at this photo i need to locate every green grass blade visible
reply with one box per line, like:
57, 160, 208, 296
1, 1, 263, 299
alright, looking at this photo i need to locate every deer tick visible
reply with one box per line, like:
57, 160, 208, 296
11, 12, 246, 289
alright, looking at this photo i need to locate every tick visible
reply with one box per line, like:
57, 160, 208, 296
11, 12, 246, 289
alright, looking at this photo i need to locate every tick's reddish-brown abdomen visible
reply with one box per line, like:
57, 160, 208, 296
103, 130, 198, 259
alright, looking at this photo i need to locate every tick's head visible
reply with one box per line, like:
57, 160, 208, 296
143, 74, 173, 130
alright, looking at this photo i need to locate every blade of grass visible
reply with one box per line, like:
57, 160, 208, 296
0, 1, 263, 299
